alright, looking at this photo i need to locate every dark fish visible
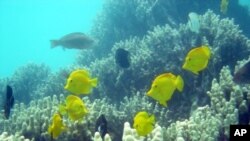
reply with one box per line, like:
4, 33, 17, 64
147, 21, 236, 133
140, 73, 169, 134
95, 114, 108, 139
4, 85, 14, 119
115, 48, 130, 68
233, 61, 250, 84
50, 32, 94, 49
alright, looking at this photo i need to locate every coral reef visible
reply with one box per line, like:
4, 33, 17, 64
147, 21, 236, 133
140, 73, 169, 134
0, 66, 249, 140
81, 0, 249, 61
163, 66, 250, 140
0, 132, 32, 141
87, 10, 250, 115
0, 90, 169, 141
1, 5, 250, 141
7, 63, 51, 104
121, 122, 163, 141
0, 63, 73, 105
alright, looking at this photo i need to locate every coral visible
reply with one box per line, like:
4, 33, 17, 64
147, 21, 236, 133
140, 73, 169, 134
0, 66, 249, 141
0, 94, 93, 141
93, 132, 112, 141
0, 90, 169, 141
163, 66, 249, 140
82, 0, 250, 62
0, 63, 77, 105
1, 7, 250, 141
87, 11, 250, 123
0, 132, 32, 141
8, 63, 51, 104
122, 122, 144, 141
0, 96, 56, 140
121, 122, 163, 141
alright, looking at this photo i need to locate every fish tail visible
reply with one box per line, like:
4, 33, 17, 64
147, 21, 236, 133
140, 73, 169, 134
50, 40, 59, 48
91, 78, 98, 87
176, 75, 184, 92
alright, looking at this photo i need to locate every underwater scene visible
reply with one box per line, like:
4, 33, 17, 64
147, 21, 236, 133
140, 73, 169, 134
1, 0, 250, 141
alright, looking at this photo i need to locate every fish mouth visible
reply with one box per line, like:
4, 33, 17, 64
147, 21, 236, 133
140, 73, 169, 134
64, 85, 68, 89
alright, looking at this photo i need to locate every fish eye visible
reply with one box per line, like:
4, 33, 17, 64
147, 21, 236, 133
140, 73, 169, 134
154, 85, 158, 88
70, 79, 73, 83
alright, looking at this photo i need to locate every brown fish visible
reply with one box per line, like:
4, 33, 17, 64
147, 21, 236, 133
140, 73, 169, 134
50, 32, 94, 49
233, 61, 250, 84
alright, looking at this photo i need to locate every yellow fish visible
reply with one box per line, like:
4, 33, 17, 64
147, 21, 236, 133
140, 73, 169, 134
182, 45, 211, 75
220, 0, 229, 14
48, 113, 65, 139
133, 111, 155, 136
59, 95, 88, 121
147, 73, 184, 107
64, 69, 98, 95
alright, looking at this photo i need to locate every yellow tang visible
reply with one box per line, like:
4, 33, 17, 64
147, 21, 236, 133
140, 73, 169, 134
48, 113, 65, 139
64, 69, 98, 95
59, 95, 88, 121
147, 73, 184, 107
133, 111, 155, 136
182, 45, 211, 75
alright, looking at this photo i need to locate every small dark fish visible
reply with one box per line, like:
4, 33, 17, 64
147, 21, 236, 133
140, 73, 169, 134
4, 85, 14, 119
95, 114, 108, 139
233, 61, 250, 84
115, 48, 130, 68
50, 32, 94, 49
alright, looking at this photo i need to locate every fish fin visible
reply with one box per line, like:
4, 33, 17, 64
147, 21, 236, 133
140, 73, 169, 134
91, 78, 98, 87
156, 73, 174, 79
50, 40, 60, 48
58, 105, 67, 115
78, 70, 90, 77
176, 75, 184, 92
182, 63, 188, 71
201, 45, 211, 58
149, 114, 155, 125
160, 101, 167, 107
48, 125, 53, 134
192, 70, 199, 75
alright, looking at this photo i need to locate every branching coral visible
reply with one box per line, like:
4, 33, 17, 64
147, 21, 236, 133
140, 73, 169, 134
0, 132, 32, 141
8, 63, 51, 104
1, 6, 250, 141
0, 90, 170, 141
163, 66, 249, 141
87, 11, 250, 119
84, 0, 250, 62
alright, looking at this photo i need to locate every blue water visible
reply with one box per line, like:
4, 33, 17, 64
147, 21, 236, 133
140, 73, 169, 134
0, 0, 103, 78
240, 0, 250, 7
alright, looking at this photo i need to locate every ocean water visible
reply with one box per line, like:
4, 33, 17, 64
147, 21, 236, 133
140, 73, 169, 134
0, 0, 103, 78
0, 0, 250, 141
